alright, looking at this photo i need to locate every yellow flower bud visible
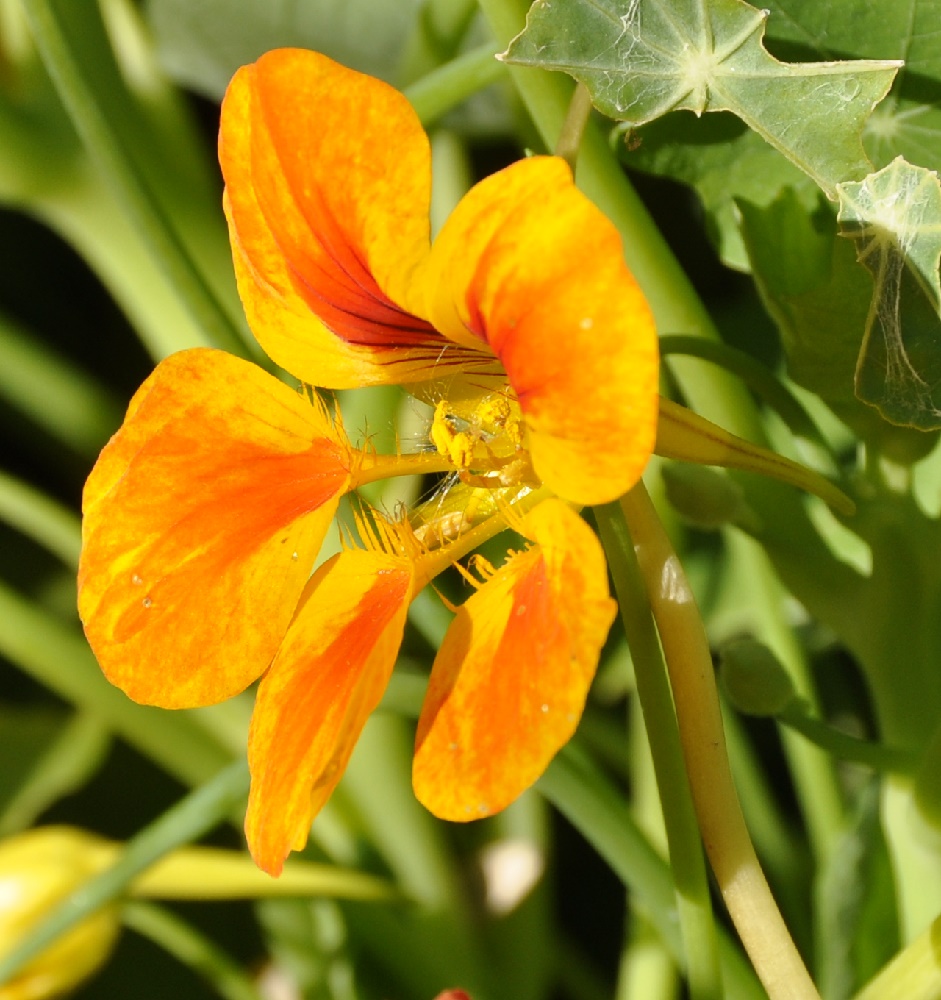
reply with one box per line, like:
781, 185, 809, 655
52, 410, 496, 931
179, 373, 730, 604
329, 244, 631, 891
0, 827, 120, 1000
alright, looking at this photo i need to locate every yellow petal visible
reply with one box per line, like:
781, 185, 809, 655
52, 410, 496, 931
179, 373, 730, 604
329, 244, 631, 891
422, 156, 659, 504
245, 550, 413, 875
413, 500, 616, 820
220, 49, 460, 387
78, 349, 350, 708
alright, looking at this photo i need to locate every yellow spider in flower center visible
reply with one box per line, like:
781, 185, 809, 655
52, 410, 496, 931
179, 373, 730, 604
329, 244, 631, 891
429, 394, 532, 490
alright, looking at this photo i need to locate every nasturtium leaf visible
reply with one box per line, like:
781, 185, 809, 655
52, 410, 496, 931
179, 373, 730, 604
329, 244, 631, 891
838, 157, 941, 430
760, 0, 941, 176
503, 0, 900, 196
738, 188, 937, 458
739, 190, 869, 414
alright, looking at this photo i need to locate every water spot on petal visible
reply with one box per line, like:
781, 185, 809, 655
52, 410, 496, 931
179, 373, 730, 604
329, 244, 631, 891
515, 604, 527, 616
579, 317, 594, 330
291, 551, 299, 561
142, 596, 153, 609
131, 574, 143, 586
540, 704, 549, 714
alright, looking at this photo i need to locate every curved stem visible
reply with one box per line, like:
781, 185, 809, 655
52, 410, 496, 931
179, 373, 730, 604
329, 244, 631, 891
621, 481, 820, 1000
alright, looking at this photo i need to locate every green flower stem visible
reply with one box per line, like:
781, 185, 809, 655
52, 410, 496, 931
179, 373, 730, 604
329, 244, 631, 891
0, 469, 81, 568
121, 901, 265, 1000
555, 82, 594, 173
19, 0, 246, 356
852, 910, 941, 1000
594, 502, 723, 1000
778, 701, 917, 773
620, 481, 820, 1000
538, 743, 765, 1000
722, 533, 845, 862
405, 42, 505, 127
0, 580, 232, 787
0, 760, 250, 987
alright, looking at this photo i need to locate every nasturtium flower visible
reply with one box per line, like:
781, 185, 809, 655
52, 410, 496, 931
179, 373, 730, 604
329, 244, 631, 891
78, 48, 660, 875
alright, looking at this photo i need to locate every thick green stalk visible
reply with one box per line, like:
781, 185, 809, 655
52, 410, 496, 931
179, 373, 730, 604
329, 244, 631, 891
621, 482, 819, 1000
539, 743, 765, 1000
595, 502, 723, 1000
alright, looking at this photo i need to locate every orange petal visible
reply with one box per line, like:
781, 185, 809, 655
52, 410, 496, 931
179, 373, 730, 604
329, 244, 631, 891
78, 349, 351, 708
245, 550, 413, 874
423, 156, 659, 505
220, 49, 465, 387
413, 499, 616, 820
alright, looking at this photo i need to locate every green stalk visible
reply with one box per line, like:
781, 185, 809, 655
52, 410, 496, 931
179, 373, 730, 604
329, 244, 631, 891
538, 743, 764, 1000
621, 482, 819, 1000
0, 760, 250, 986
19, 0, 245, 355
405, 43, 505, 127
594, 502, 723, 1000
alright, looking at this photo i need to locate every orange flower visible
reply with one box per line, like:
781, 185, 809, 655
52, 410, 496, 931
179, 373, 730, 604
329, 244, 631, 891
78, 49, 660, 875
219, 48, 658, 507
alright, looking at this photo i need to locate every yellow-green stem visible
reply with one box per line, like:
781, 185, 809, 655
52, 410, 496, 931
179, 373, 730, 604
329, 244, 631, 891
621, 481, 820, 1000
554, 82, 593, 172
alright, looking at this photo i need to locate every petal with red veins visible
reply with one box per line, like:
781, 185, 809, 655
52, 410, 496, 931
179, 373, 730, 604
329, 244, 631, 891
221, 49, 479, 387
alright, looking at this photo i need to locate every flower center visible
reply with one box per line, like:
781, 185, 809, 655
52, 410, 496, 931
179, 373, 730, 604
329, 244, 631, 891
429, 393, 536, 490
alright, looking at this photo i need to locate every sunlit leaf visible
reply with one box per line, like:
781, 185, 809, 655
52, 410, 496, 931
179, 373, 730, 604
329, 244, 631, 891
838, 157, 941, 429
503, 0, 899, 196
760, 0, 941, 175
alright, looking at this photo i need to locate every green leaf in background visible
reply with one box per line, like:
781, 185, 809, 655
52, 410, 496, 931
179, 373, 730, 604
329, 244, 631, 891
145, 0, 422, 98
760, 0, 941, 176
838, 157, 941, 430
620, 112, 816, 270
738, 190, 870, 415
503, 0, 899, 196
